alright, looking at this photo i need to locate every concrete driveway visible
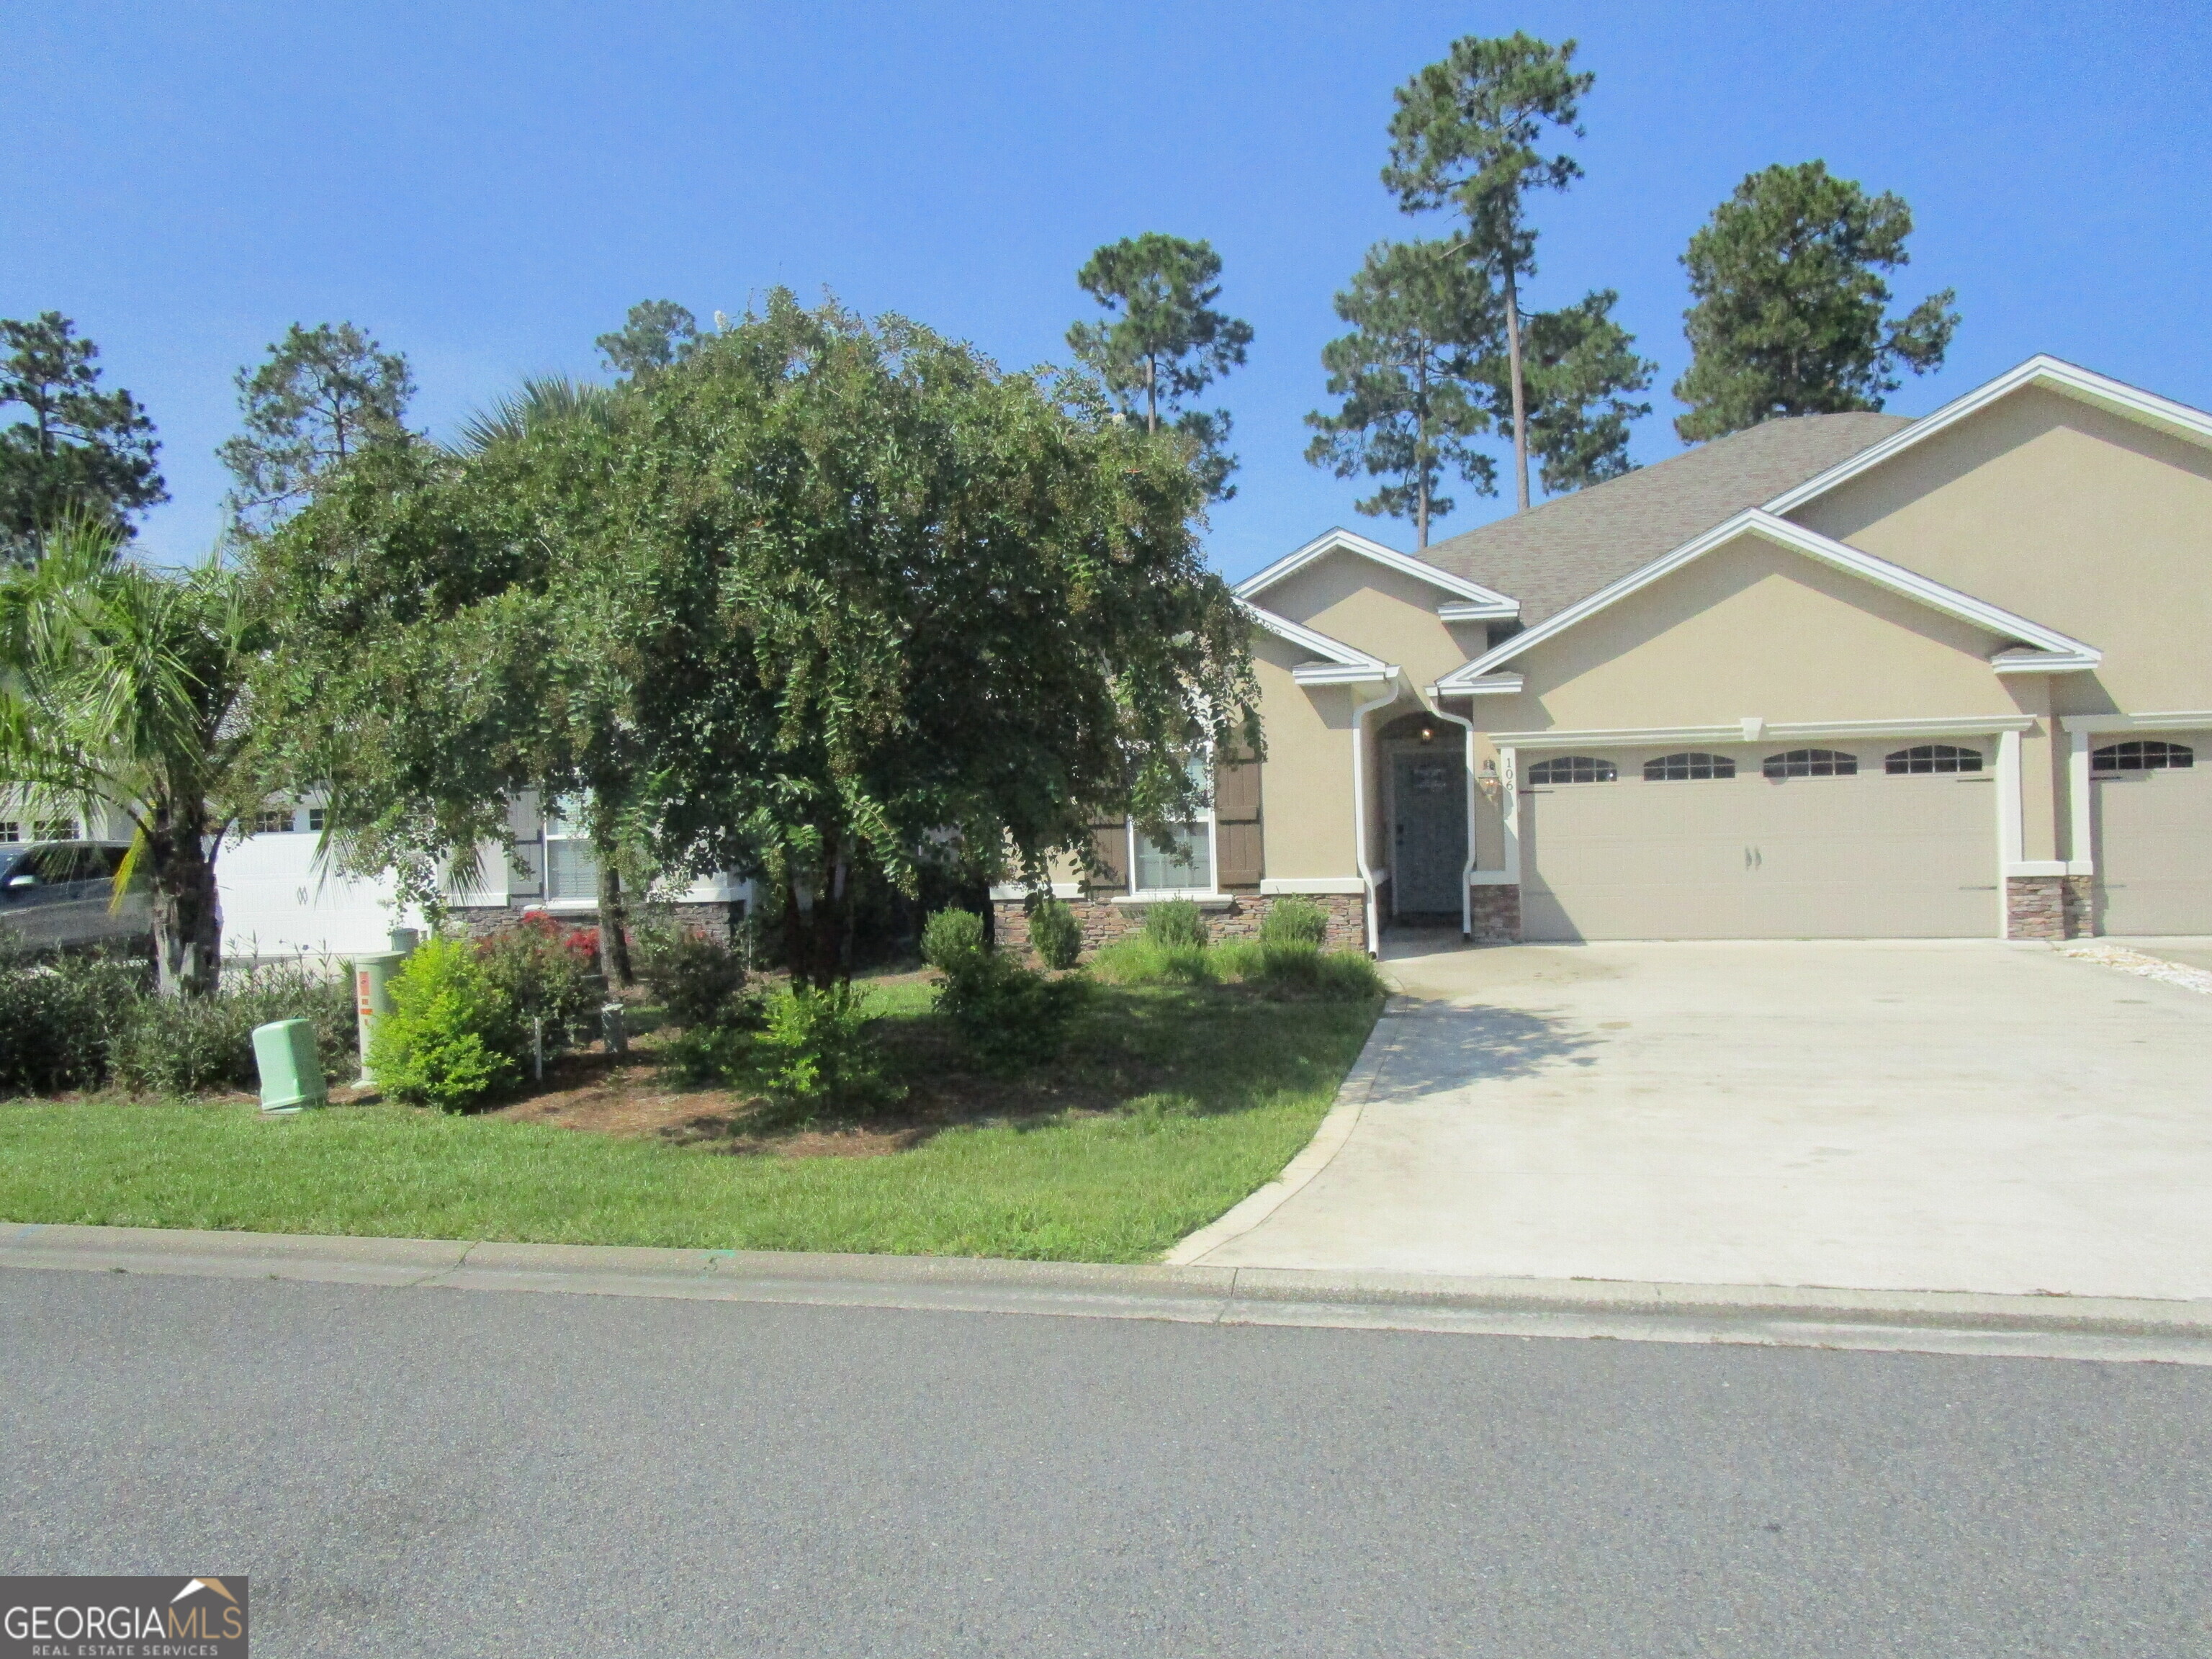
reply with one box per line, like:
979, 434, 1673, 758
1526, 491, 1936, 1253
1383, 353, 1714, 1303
1190, 940, 2212, 1300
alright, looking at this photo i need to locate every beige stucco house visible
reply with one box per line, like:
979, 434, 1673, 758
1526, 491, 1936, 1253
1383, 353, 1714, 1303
996, 355, 2212, 954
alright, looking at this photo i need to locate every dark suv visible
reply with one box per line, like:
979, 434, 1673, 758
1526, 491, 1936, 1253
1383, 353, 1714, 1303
0, 841, 154, 952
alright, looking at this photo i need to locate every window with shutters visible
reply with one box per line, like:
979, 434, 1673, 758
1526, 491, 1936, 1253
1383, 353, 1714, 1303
1763, 748, 1858, 778
1885, 744, 1984, 775
1094, 753, 1254, 896
1643, 752, 1735, 781
2092, 739, 2194, 774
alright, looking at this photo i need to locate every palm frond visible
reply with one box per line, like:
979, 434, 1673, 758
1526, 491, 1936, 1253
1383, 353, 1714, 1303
449, 375, 619, 454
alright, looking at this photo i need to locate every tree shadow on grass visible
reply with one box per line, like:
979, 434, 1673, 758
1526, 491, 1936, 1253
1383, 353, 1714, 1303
693, 982, 1382, 1155
1365, 999, 1603, 1101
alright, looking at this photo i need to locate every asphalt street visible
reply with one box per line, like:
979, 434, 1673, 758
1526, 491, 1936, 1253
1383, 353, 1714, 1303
3, 1269, 2206, 1658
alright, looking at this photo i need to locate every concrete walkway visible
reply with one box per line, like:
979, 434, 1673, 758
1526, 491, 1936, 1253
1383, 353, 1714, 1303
1189, 940, 2212, 1301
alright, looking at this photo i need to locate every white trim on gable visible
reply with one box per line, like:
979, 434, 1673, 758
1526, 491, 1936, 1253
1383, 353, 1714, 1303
1236, 526, 1519, 615
1237, 598, 1387, 671
1762, 354, 2212, 519
1434, 508, 2099, 691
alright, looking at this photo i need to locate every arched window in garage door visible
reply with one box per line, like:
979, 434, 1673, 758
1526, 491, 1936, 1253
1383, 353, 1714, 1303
2092, 739, 2194, 774
1642, 752, 1735, 781
1526, 755, 1617, 785
1763, 748, 1858, 778
1885, 744, 1984, 774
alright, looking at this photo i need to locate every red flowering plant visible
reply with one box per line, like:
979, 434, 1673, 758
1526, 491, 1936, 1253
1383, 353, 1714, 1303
476, 914, 606, 1051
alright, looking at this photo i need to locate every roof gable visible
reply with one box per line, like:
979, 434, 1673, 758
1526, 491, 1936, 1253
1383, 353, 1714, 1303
1236, 527, 1517, 617
1764, 356, 2212, 519
1414, 413, 1910, 626
1238, 598, 1393, 685
1435, 510, 2098, 693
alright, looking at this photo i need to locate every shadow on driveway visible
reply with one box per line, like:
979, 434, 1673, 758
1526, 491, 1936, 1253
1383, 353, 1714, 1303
1372, 999, 1601, 1099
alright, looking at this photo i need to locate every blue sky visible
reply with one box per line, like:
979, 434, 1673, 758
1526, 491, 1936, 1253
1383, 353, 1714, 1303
5, 2, 2206, 580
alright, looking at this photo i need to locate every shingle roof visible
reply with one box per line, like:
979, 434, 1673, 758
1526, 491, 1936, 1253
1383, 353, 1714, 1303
1417, 413, 1913, 625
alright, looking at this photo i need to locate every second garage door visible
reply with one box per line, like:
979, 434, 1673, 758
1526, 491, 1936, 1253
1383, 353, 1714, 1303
2092, 734, 2212, 935
1520, 743, 1998, 942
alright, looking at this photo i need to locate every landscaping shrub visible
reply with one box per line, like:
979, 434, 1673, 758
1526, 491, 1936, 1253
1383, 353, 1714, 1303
111, 960, 354, 1096
920, 907, 988, 974
636, 923, 747, 1029
1027, 899, 1082, 971
1095, 937, 1385, 1001
1259, 896, 1329, 948
1308, 949, 1388, 999
657, 1020, 753, 1086
1088, 938, 1214, 987
476, 914, 603, 1050
751, 984, 899, 1117
0, 951, 147, 1096
922, 906, 1084, 1068
1142, 899, 1208, 949
368, 938, 525, 1112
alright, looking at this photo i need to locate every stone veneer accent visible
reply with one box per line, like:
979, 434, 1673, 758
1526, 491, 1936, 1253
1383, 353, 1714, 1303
1467, 883, 1522, 943
992, 891, 1369, 960
2003, 875, 2093, 941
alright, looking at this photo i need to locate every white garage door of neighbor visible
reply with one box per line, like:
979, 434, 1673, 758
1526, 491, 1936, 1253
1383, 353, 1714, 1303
2093, 733, 2212, 935
1520, 747, 1998, 942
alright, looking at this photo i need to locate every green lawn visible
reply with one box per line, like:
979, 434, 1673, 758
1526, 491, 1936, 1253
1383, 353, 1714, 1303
0, 982, 1379, 1263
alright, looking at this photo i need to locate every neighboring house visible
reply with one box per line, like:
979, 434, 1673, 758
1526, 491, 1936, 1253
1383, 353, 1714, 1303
997, 355, 2212, 953
215, 791, 752, 961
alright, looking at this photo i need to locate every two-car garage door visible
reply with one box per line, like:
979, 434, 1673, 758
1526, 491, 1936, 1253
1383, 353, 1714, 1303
1520, 744, 1997, 942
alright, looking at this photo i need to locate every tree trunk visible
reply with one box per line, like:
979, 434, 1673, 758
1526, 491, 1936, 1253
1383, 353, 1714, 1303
1415, 359, 1430, 549
593, 835, 634, 988
147, 808, 222, 998
779, 834, 853, 992
1145, 359, 1158, 433
1503, 263, 1530, 513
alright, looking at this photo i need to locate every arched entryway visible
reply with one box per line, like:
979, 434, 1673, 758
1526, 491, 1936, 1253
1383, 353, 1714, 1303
1377, 710, 1468, 927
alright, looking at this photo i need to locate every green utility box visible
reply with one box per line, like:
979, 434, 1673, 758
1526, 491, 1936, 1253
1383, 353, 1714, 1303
253, 1018, 328, 1115
354, 948, 409, 1087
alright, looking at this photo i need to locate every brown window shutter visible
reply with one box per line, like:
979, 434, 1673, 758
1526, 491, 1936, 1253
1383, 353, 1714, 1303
1213, 752, 1262, 888
1088, 823, 1129, 891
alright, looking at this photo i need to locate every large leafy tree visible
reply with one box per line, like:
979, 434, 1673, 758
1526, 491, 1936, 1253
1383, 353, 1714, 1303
595, 300, 700, 379
1674, 161, 1959, 441
1305, 239, 1497, 547
1386, 32, 1655, 511
0, 518, 264, 995
1068, 233, 1253, 500
261, 291, 1253, 989
219, 322, 415, 532
0, 314, 166, 562
253, 412, 638, 971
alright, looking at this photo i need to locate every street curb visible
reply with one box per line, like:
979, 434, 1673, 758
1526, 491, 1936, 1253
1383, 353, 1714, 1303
8, 1220, 2212, 1351
1159, 994, 1405, 1266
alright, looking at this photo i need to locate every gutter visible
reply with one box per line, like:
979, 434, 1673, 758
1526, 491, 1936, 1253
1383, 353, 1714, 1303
1349, 672, 1402, 956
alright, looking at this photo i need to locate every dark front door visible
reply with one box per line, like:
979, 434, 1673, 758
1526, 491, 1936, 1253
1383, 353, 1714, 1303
1392, 749, 1467, 914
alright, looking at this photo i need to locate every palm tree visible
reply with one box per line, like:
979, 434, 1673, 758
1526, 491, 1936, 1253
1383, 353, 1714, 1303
449, 374, 617, 454
0, 517, 265, 995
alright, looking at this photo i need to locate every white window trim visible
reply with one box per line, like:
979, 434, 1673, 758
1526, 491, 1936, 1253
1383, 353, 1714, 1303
1107, 753, 1223, 901
1122, 810, 1220, 902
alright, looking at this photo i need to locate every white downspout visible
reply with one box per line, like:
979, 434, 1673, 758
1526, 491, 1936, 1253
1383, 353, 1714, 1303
1429, 699, 1478, 940
1351, 673, 1401, 957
